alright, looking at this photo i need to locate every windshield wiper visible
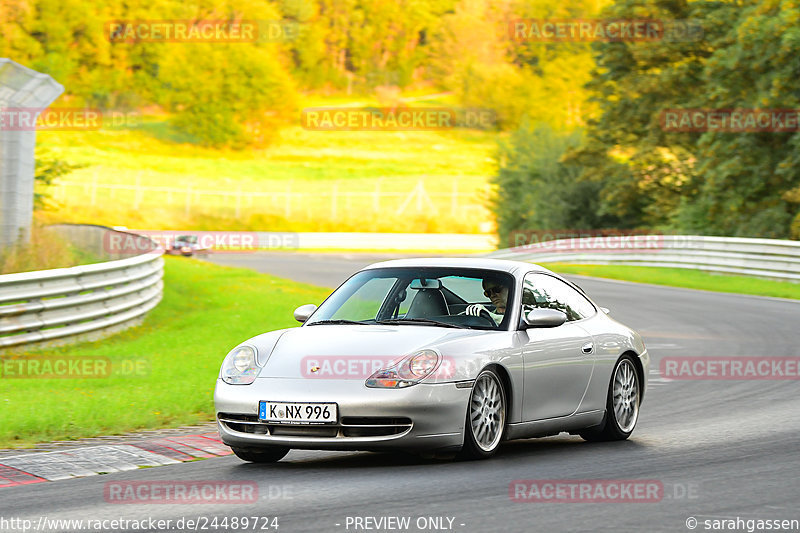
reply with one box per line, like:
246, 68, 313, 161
306, 319, 367, 326
375, 318, 468, 329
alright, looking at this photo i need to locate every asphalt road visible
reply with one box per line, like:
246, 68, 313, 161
3, 252, 800, 533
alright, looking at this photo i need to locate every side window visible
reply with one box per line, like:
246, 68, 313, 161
521, 274, 595, 321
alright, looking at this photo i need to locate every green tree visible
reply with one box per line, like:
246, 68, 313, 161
676, 0, 800, 238
569, 0, 800, 238
492, 122, 611, 246
1, 0, 300, 147
154, 42, 296, 147
34, 149, 85, 210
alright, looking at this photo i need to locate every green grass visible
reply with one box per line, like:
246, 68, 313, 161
544, 263, 800, 300
36, 93, 500, 233
0, 257, 330, 448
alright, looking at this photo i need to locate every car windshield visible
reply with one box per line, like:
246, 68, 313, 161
305, 267, 515, 330
177, 235, 198, 244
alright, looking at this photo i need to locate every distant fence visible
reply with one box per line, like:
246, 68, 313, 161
489, 235, 800, 281
120, 229, 496, 252
51, 177, 491, 220
0, 225, 163, 351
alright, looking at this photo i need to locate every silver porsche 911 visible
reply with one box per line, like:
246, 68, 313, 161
214, 258, 648, 462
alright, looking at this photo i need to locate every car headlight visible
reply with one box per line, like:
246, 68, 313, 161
220, 345, 259, 385
365, 349, 440, 388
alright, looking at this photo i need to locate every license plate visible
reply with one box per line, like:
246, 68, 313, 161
259, 401, 338, 424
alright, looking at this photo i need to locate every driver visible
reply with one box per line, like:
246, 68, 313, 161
465, 276, 509, 321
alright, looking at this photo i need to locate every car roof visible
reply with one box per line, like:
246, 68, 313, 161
361, 257, 554, 277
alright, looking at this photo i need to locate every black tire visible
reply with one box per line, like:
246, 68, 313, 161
231, 446, 290, 463
459, 368, 507, 460
580, 354, 640, 442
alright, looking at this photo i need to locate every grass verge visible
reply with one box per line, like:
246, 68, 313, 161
0, 256, 330, 448
37, 95, 500, 233
545, 263, 800, 300
0, 225, 102, 275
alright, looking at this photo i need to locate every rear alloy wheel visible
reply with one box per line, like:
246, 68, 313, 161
231, 446, 290, 463
459, 369, 506, 459
580, 355, 640, 442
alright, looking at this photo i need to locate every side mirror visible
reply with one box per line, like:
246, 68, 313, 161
600, 307, 610, 314
293, 304, 318, 323
520, 308, 567, 329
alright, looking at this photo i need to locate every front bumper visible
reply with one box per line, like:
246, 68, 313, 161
214, 378, 469, 452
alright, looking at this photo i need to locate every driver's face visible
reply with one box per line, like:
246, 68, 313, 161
484, 282, 509, 314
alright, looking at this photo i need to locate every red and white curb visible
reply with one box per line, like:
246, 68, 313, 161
0, 433, 231, 488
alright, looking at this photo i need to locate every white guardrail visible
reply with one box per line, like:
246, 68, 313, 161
489, 234, 800, 282
0, 225, 163, 351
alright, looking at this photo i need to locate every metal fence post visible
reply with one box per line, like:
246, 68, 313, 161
0, 59, 64, 250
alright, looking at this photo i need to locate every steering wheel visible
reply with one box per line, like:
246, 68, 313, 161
458, 306, 497, 327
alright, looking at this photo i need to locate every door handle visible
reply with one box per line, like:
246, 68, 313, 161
581, 342, 594, 354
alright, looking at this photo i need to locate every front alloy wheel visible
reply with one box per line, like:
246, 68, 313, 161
460, 369, 506, 459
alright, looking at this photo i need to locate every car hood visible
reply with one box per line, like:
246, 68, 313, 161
257, 324, 483, 379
